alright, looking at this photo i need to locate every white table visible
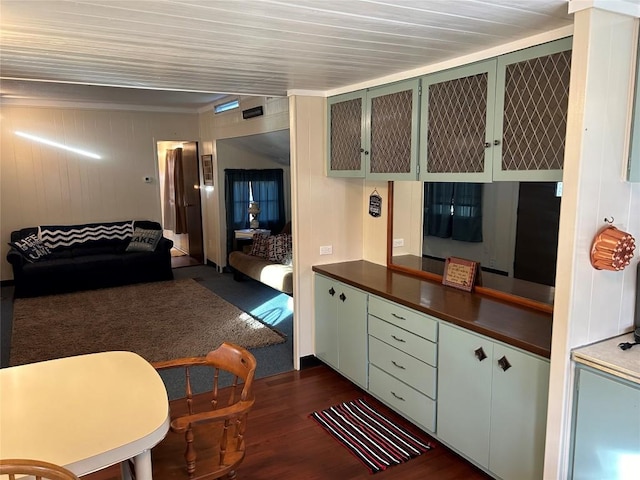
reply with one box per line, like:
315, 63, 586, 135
0, 351, 170, 480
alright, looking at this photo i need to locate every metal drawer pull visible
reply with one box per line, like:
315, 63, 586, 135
391, 335, 406, 343
391, 313, 406, 320
474, 347, 487, 361
391, 391, 405, 401
391, 360, 406, 370
498, 355, 512, 372
328, 287, 335, 296
339, 293, 346, 302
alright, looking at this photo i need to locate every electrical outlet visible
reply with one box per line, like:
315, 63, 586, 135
319, 245, 333, 255
393, 238, 404, 247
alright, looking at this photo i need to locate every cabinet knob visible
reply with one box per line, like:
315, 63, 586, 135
328, 287, 335, 296
484, 142, 491, 148
360, 148, 365, 153
498, 355, 512, 371
474, 347, 487, 361
339, 293, 346, 302
364, 151, 369, 155
494, 139, 501, 146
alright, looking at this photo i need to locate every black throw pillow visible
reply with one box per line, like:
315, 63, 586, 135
9, 234, 52, 262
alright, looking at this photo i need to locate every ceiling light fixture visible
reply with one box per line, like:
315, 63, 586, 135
214, 99, 239, 114
15, 131, 101, 159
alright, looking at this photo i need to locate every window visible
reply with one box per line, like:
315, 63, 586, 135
424, 182, 483, 242
224, 169, 286, 256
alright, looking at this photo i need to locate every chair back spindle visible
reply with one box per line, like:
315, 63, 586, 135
151, 342, 257, 480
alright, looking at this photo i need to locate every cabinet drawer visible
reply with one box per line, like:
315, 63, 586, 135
369, 336, 436, 399
369, 315, 437, 367
369, 365, 436, 433
368, 295, 437, 342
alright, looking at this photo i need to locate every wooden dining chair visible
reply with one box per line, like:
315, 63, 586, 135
0, 459, 80, 480
151, 342, 257, 480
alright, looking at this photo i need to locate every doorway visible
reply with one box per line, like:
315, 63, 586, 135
513, 182, 561, 286
157, 141, 204, 266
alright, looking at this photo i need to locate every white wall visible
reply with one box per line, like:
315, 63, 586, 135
545, 7, 640, 478
0, 105, 198, 281
289, 95, 365, 360
198, 97, 289, 268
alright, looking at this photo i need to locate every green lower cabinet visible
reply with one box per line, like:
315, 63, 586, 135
314, 274, 339, 369
437, 323, 549, 480
369, 364, 436, 432
314, 274, 368, 389
366, 295, 439, 433
438, 324, 493, 467
570, 366, 640, 479
489, 342, 550, 480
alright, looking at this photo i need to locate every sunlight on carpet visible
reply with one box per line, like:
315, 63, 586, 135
249, 293, 294, 328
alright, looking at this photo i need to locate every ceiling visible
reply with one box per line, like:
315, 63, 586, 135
0, 0, 574, 110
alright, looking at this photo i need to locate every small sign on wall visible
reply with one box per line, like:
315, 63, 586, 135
369, 189, 382, 217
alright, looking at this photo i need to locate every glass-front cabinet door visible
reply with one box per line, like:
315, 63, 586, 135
366, 79, 420, 180
420, 60, 497, 182
327, 90, 366, 177
420, 37, 571, 183
493, 37, 572, 181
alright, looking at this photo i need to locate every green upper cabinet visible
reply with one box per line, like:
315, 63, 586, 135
326, 79, 420, 180
420, 37, 572, 182
365, 79, 420, 180
493, 37, 572, 181
327, 90, 366, 177
420, 60, 497, 182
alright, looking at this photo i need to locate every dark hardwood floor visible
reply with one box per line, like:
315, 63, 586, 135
84, 364, 491, 480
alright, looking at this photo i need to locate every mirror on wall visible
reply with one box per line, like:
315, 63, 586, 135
388, 180, 561, 311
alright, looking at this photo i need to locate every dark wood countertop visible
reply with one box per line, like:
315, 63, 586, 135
313, 260, 552, 358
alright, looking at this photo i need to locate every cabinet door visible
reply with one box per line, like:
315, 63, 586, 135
571, 367, 640, 480
493, 37, 572, 181
327, 91, 366, 177
337, 283, 368, 389
489, 344, 550, 480
437, 323, 493, 467
366, 79, 420, 180
420, 60, 496, 182
314, 275, 339, 368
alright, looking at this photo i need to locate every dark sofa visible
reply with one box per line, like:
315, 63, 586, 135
7, 220, 174, 298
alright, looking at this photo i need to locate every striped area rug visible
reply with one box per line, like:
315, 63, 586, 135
310, 398, 432, 473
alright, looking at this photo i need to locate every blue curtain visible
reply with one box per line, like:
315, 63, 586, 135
224, 169, 285, 257
424, 182, 483, 242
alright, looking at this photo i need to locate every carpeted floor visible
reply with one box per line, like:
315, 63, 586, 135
10, 278, 285, 366
1, 264, 294, 398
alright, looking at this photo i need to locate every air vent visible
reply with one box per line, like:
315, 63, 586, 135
242, 106, 264, 119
